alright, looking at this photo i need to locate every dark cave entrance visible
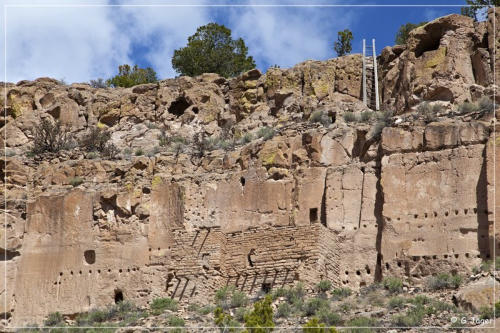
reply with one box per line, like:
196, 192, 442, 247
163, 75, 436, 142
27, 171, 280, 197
114, 289, 124, 304
168, 97, 190, 117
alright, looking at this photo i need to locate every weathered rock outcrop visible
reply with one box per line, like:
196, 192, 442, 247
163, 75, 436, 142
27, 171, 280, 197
0, 10, 498, 327
379, 11, 499, 112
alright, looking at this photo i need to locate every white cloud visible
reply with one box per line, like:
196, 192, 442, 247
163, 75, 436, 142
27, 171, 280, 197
1, 0, 132, 83
225, 1, 355, 70
0, 0, 355, 83
0, 0, 212, 83
113, 1, 212, 79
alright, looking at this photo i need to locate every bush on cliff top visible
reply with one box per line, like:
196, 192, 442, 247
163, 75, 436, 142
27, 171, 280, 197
172, 23, 256, 78
106, 64, 157, 88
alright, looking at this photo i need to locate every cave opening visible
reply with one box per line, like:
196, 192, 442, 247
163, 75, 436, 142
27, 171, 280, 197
84, 250, 96, 264
168, 96, 190, 117
309, 208, 318, 223
114, 289, 124, 304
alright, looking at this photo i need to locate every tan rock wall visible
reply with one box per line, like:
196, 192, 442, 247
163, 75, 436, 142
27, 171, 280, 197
380, 145, 487, 275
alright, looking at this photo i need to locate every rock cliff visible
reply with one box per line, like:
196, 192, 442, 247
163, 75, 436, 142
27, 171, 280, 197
0, 10, 498, 326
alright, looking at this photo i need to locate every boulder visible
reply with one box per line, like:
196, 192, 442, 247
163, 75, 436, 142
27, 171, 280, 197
454, 278, 499, 312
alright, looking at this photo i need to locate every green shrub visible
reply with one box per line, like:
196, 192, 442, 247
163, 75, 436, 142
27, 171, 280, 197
235, 307, 248, 322
303, 317, 338, 333
316, 280, 332, 294
76, 301, 140, 326
134, 148, 144, 156
90, 78, 107, 88
431, 300, 456, 313
86, 309, 110, 323
365, 290, 385, 307
495, 257, 500, 271
272, 288, 286, 300
147, 146, 161, 157
369, 110, 393, 139
106, 64, 157, 88
44, 312, 64, 327
375, 110, 393, 122
479, 306, 494, 319
345, 316, 377, 333
388, 296, 405, 309
478, 96, 495, 115
80, 127, 111, 152
158, 131, 187, 148
480, 260, 492, 272
382, 277, 403, 294
304, 297, 329, 316
256, 126, 276, 141
32, 118, 72, 154
167, 315, 185, 327
360, 111, 373, 122
317, 307, 341, 326
309, 110, 332, 127
284, 282, 306, 310
199, 305, 215, 315
370, 121, 386, 139
187, 303, 200, 312
338, 301, 354, 313
392, 310, 423, 327
215, 286, 248, 309
417, 102, 441, 123
171, 141, 186, 156
110, 301, 139, 321
150, 297, 178, 314
426, 273, 462, 290
214, 306, 228, 326
408, 295, 431, 306
69, 177, 83, 187
239, 132, 254, 145
331, 288, 351, 301
393, 304, 434, 327
215, 286, 239, 309
244, 295, 274, 332
495, 301, 500, 318
458, 101, 479, 114
87, 151, 99, 159
276, 303, 292, 318
343, 112, 358, 123
230, 290, 249, 308
158, 130, 169, 147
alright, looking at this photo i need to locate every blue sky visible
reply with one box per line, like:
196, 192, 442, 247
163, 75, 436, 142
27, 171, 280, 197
0, 0, 470, 83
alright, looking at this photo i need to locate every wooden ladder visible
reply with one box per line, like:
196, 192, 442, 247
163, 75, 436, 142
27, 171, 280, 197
362, 39, 380, 110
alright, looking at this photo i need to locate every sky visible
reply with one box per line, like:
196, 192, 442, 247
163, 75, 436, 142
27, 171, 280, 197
0, 0, 471, 83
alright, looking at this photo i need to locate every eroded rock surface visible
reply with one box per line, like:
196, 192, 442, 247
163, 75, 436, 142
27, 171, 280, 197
0, 10, 499, 327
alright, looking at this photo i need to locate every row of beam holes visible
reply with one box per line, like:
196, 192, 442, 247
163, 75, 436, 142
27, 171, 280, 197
387, 208, 481, 222
341, 224, 378, 230
385, 252, 482, 270
344, 266, 371, 277
55, 267, 140, 282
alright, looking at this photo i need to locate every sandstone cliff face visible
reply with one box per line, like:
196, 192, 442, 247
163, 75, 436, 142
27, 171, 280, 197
0, 11, 498, 326
379, 11, 498, 112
